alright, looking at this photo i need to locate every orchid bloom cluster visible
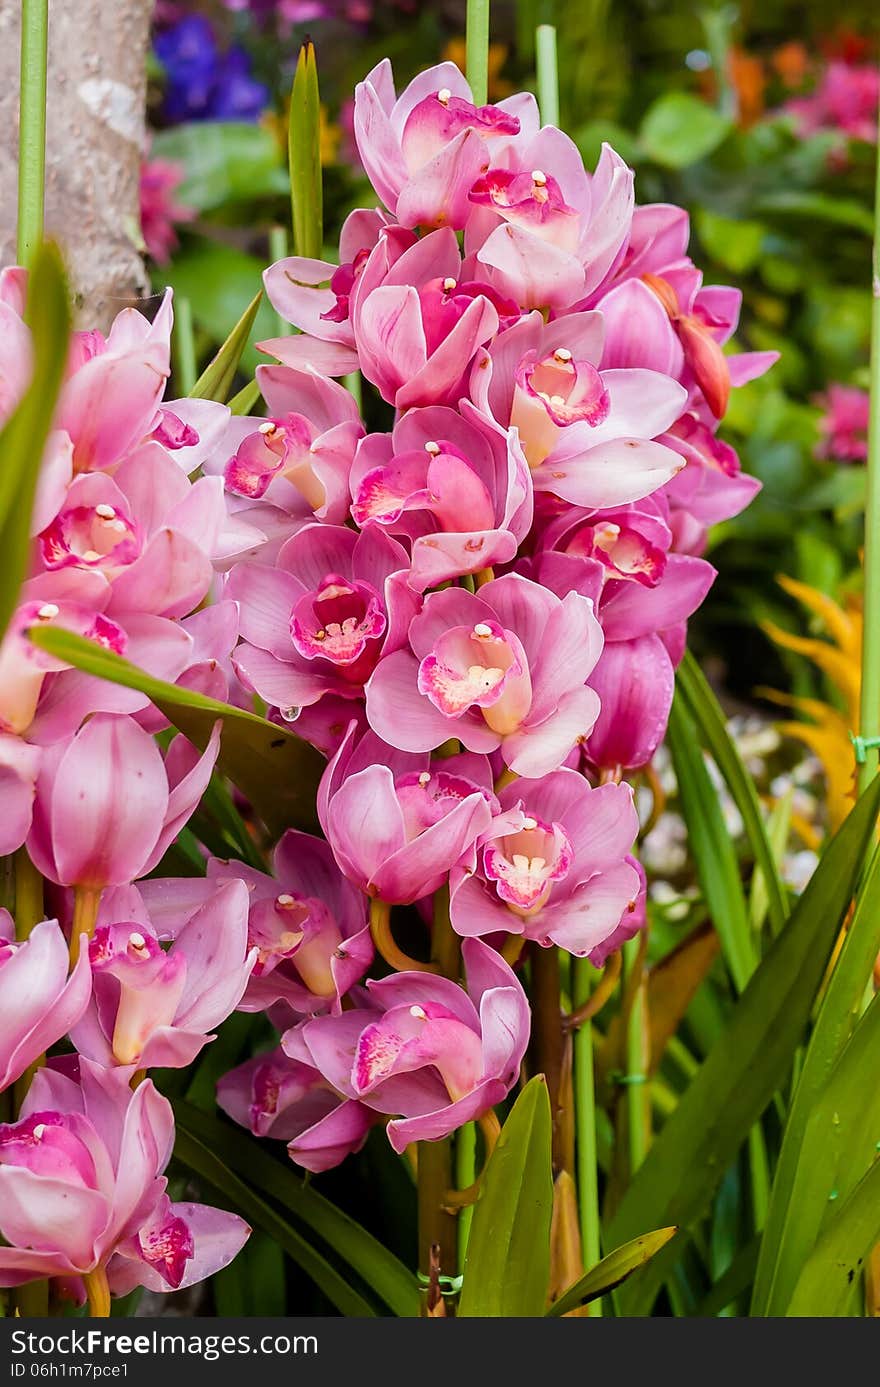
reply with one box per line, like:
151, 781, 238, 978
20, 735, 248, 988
0, 58, 772, 1307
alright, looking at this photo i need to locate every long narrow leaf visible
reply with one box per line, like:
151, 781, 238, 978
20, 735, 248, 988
607, 776, 880, 1315
189, 289, 263, 402
459, 1077, 553, 1317
667, 694, 758, 991
173, 1126, 377, 1316
677, 650, 789, 935
786, 1160, 880, 1316
547, 1228, 676, 1317
0, 243, 70, 637
27, 626, 323, 836
752, 843, 880, 1313
289, 41, 323, 260
175, 1101, 418, 1318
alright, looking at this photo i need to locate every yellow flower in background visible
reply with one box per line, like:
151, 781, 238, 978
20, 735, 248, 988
442, 40, 515, 100
263, 103, 341, 166
761, 575, 862, 833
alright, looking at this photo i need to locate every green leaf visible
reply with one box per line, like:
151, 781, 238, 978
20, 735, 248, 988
677, 650, 789, 937
607, 776, 880, 1315
175, 1102, 418, 1317
151, 123, 285, 213
459, 1076, 553, 1317
753, 844, 880, 1314
758, 992, 880, 1314
786, 1159, 880, 1316
696, 208, 765, 274
696, 1238, 760, 1317
172, 1124, 377, 1317
190, 288, 263, 403
753, 190, 874, 235
546, 1227, 677, 1317
639, 93, 732, 168
213, 1230, 286, 1317
228, 378, 262, 416
0, 243, 70, 638
667, 693, 758, 992
161, 242, 276, 379
289, 40, 323, 260
27, 626, 323, 837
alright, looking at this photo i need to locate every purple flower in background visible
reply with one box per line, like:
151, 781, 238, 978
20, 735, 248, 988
154, 16, 268, 125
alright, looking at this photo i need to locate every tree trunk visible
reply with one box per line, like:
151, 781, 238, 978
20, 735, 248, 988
0, 0, 154, 329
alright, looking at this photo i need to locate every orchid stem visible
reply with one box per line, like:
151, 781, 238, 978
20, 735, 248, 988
530, 945, 566, 1172
621, 935, 651, 1176
369, 897, 439, 975
84, 1266, 111, 1318
455, 1122, 477, 1260
69, 886, 101, 970
16, 0, 49, 267
14, 847, 43, 941
536, 25, 559, 127
857, 109, 880, 797
572, 957, 603, 1315
174, 296, 197, 397
466, 0, 491, 106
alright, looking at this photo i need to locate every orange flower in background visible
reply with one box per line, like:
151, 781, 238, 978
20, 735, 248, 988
771, 41, 810, 91
728, 45, 766, 127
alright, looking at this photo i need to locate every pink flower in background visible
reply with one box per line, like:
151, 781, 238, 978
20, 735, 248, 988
785, 59, 879, 143
450, 770, 640, 956
0, 1059, 248, 1292
366, 574, 603, 776
139, 156, 195, 264
285, 938, 529, 1153
0, 914, 92, 1093
218, 1044, 377, 1173
815, 384, 870, 462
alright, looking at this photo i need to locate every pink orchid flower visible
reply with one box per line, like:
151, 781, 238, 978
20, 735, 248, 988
70, 879, 256, 1069
217, 364, 363, 528
365, 573, 603, 777
262, 208, 394, 377
0, 1058, 248, 1295
353, 59, 524, 230
218, 1044, 377, 1173
0, 913, 92, 1093
27, 714, 220, 890
36, 444, 226, 621
285, 938, 529, 1153
349, 228, 502, 410
465, 140, 634, 310
660, 414, 762, 555
0, 735, 42, 854
197, 829, 372, 1014
227, 522, 418, 715
525, 504, 715, 767
56, 292, 174, 474
470, 309, 687, 508
350, 400, 532, 590
450, 770, 640, 957
318, 726, 495, 904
